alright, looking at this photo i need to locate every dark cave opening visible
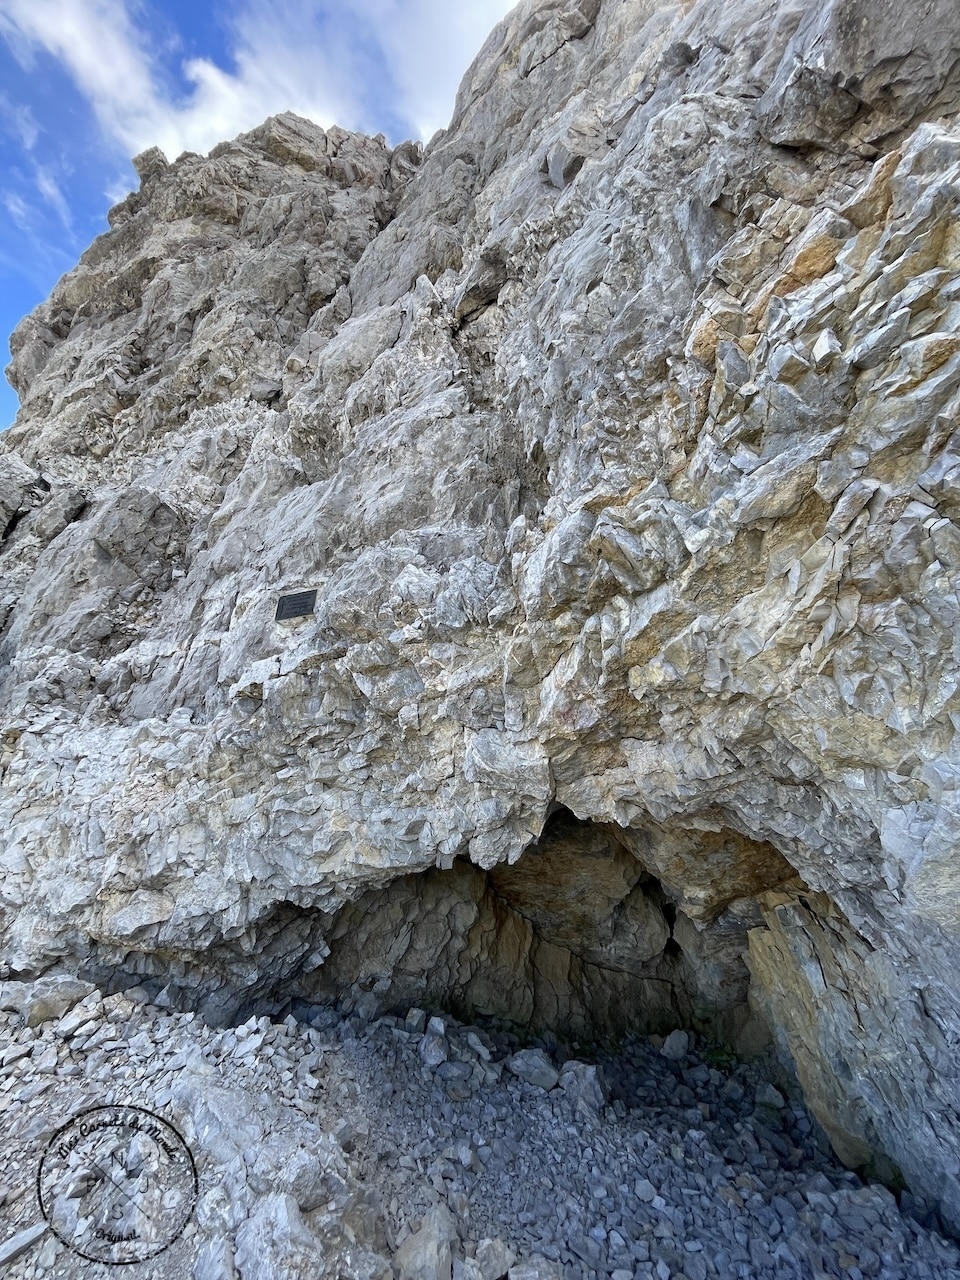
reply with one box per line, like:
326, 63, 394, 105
88, 807, 797, 1059
258, 807, 791, 1054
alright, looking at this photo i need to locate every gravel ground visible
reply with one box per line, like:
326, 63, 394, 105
1, 978, 959, 1279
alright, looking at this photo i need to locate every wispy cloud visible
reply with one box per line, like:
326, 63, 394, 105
0, 95, 39, 150
345, 1, 516, 140
2, 191, 30, 230
0, 0, 161, 153
0, 0, 516, 168
32, 162, 72, 230
0, 194, 78, 291
223, 0, 517, 143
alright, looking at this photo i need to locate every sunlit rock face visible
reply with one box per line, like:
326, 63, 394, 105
3, 0, 960, 1230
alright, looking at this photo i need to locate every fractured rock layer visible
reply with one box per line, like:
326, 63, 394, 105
2, 0, 960, 1231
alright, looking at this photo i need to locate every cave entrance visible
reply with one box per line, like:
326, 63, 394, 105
279, 808, 796, 1050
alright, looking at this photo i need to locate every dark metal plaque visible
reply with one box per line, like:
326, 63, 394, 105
275, 589, 317, 621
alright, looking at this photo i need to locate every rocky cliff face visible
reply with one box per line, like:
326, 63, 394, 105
3, 0, 960, 1234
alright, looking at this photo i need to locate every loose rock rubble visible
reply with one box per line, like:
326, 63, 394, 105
1, 977, 959, 1279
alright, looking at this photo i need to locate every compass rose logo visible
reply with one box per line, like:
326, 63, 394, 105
37, 1105, 198, 1265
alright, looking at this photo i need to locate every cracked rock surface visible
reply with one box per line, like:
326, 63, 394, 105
3, 0, 960, 1236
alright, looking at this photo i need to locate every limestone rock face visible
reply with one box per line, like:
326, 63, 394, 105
3, 0, 960, 1230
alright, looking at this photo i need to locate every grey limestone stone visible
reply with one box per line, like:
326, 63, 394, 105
660, 1030, 690, 1062
505, 1049, 559, 1091
393, 1203, 459, 1280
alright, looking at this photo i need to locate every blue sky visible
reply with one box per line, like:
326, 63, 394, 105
0, 0, 514, 431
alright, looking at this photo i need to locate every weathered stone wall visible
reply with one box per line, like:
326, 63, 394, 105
2, 0, 960, 1230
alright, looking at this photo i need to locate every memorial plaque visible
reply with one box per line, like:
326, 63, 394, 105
275, 589, 317, 621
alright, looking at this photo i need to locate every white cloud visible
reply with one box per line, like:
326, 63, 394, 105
0, 93, 40, 150
0, 0, 162, 151
349, 0, 517, 140
33, 163, 72, 229
14, 103, 38, 149
0, 0, 518, 171
0, 189, 78, 290
225, 0, 517, 143
2, 191, 30, 230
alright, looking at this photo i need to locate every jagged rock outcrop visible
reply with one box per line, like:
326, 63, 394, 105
3, 0, 960, 1234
